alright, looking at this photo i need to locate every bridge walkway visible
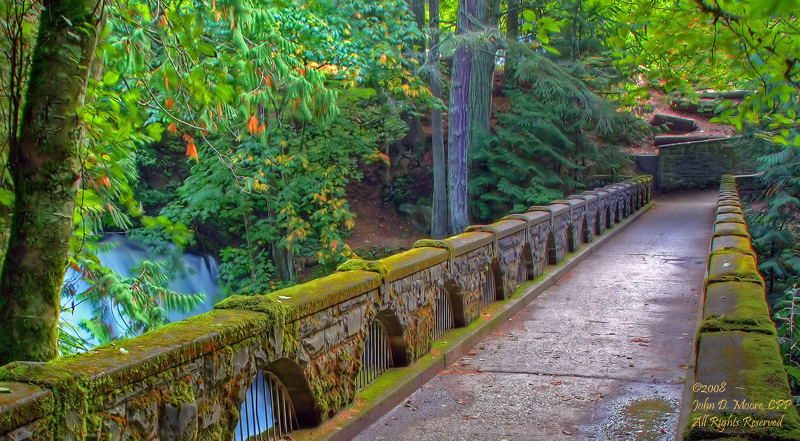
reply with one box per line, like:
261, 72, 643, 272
354, 190, 717, 441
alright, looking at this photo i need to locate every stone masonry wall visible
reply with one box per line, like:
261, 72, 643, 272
682, 175, 800, 440
0, 177, 654, 441
657, 137, 756, 192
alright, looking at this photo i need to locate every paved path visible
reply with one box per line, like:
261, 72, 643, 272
354, 191, 717, 441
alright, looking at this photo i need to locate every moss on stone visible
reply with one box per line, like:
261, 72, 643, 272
337, 259, 390, 279
686, 331, 800, 440
376, 248, 449, 281
222, 271, 380, 322
701, 282, 774, 336
713, 222, 750, 238
413, 239, 455, 254
712, 236, 756, 259
215, 295, 288, 324
161, 378, 195, 408
706, 253, 764, 287
0, 382, 54, 434
717, 206, 744, 215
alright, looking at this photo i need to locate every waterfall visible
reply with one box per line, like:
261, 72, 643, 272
60, 234, 219, 349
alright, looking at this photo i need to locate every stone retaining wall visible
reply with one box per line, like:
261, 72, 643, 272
657, 137, 756, 192
682, 175, 800, 440
0, 177, 654, 441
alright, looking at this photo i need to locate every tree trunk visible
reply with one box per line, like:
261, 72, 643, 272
505, 0, 519, 88
429, 0, 447, 239
271, 240, 296, 282
570, 0, 582, 60
398, 0, 427, 159
467, 0, 495, 161
0, 0, 104, 364
447, 0, 476, 235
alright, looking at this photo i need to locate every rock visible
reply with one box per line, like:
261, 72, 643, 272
398, 203, 432, 234
159, 402, 198, 441
649, 113, 699, 133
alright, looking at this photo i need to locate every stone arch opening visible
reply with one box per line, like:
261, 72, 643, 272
432, 285, 455, 340
568, 220, 581, 252
375, 309, 409, 368
234, 359, 319, 441
355, 316, 393, 390
520, 243, 534, 283
265, 359, 319, 428
583, 212, 593, 243
483, 259, 503, 305
546, 232, 557, 265
443, 279, 467, 328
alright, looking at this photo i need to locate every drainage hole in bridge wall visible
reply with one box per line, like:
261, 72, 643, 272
234, 371, 298, 441
356, 318, 393, 390
433, 289, 454, 341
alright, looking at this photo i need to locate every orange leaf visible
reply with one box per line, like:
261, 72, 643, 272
164, 74, 169, 90
99, 176, 111, 188
266, 75, 273, 90
380, 53, 387, 64
168, 122, 177, 134
247, 114, 258, 135
159, 15, 168, 28
330, 240, 338, 249
258, 123, 265, 134
166, 97, 174, 110
186, 140, 198, 161
294, 98, 301, 111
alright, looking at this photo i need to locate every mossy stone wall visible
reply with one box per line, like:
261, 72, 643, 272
683, 175, 800, 440
0, 177, 654, 441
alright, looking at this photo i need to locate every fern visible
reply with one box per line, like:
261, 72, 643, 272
469, 45, 639, 222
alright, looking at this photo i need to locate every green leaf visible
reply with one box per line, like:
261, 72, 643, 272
103, 71, 119, 85
523, 9, 536, 21
0, 387, 11, 393
0, 188, 13, 206
197, 42, 217, 57
542, 45, 561, 55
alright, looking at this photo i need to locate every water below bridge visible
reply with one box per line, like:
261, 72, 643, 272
354, 190, 717, 441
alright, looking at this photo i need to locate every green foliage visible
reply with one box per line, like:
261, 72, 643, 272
469, 44, 638, 221
61, 258, 204, 350
159, 87, 406, 296
773, 285, 800, 400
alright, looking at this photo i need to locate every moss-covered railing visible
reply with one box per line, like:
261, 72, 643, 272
0, 176, 653, 441
681, 174, 800, 440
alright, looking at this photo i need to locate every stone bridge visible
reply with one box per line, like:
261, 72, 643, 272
1, 175, 797, 440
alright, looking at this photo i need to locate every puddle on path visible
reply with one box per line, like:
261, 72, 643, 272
584, 391, 680, 441
618, 399, 675, 440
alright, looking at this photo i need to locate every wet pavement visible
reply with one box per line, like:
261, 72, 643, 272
354, 191, 716, 441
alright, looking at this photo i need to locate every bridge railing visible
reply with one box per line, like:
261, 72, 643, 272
681, 174, 800, 440
0, 176, 653, 441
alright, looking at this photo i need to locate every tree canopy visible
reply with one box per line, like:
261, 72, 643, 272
1, 0, 799, 363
